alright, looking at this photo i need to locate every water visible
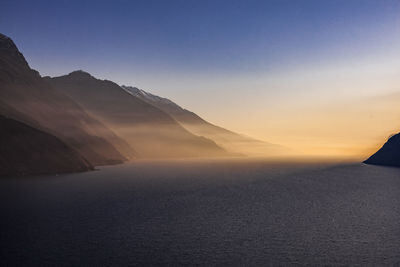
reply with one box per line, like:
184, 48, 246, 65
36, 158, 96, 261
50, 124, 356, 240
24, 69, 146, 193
1, 159, 400, 266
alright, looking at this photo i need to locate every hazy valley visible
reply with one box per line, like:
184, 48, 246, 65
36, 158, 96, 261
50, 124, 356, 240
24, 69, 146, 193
0, 33, 298, 177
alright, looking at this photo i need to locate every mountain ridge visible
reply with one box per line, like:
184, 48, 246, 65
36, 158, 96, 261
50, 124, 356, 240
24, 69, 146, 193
47, 71, 229, 158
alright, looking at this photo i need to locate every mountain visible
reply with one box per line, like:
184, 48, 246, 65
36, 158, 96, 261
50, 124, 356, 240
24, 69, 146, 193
121, 86, 288, 156
46, 71, 228, 158
0, 115, 92, 177
0, 33, 133, 166
364, 133, 400, 167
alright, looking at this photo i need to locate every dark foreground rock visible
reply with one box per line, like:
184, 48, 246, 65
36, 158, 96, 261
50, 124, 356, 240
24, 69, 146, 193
364, 133, 400, 167
0, 115, 93, 177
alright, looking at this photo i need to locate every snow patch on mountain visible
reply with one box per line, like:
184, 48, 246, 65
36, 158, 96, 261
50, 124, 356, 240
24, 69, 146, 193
121, 85, 184, 110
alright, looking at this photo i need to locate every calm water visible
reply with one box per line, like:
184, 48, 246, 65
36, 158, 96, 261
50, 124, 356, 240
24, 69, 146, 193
1, 159, 400, 266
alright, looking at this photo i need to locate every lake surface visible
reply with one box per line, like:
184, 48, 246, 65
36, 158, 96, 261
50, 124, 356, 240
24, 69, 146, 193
1, 158, 400, 266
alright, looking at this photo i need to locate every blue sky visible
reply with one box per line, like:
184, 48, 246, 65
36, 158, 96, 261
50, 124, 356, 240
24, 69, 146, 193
1, 0, 400, 155
1, 0, 399, 78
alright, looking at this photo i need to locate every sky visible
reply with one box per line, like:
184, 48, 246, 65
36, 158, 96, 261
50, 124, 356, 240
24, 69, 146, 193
1, 0, 400, 157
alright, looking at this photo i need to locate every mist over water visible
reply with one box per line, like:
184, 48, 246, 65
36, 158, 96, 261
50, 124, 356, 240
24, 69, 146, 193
1, 158, 400, 266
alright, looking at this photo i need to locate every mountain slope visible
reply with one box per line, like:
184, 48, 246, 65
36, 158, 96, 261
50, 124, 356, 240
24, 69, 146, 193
0, 115, 93, 177
121, 86, 288, 156
0, 33, 133, 165
47, 71, 227, 158
364, 133, 400, 167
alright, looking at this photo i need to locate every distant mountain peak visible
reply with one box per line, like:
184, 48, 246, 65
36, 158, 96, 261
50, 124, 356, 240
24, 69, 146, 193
67, 70, 94, 79
121, 85, 180, 109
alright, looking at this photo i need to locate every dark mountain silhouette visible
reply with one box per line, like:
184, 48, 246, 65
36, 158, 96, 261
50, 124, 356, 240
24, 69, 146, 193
364, 133, 400, 167
0, 115, 92, 177
46, 71, 228, 158
121, 86, 289, 156
0, 33, 134, 165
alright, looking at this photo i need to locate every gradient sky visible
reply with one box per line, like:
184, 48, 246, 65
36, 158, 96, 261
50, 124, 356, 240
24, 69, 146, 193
1, 0, 400, 157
